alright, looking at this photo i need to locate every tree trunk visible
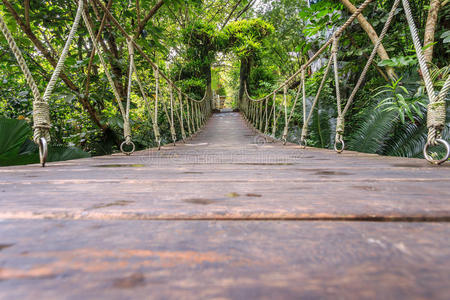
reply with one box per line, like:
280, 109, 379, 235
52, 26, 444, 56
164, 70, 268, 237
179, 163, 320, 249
423, 0, 441, 63
340, 0, 397, 80
238, 57, 251, 104
202, 63, 213, 102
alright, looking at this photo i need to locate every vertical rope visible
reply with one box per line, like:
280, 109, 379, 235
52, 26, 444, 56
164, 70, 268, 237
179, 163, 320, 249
169, 86, 177, 144
42, 0, 83, 99
124, 39, 134, 144
264, 97, 269, 134
272, 93, 277, 137
178, 91, 186, 141
301, 68, 306, 134
153, 66, 161, 144
191, 100, 197, 132
81, 8, 126, 122
282, 85, 288, 142
0, 13, 50, 143
332, 36, 345, 147
402, 0, 446, 147
342, 0, 401, 116
302, 53, 333, 141
195, 102, 200, 130
185, 97, 192, 136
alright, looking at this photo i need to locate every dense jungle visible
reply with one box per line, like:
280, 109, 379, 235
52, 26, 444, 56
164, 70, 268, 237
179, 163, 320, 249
0, 0, 449, 166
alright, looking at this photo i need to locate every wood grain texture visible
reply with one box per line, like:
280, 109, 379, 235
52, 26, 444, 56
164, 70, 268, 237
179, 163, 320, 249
0, 112, 449, 299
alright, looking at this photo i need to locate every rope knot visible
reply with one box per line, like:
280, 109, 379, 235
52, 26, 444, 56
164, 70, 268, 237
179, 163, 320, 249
336, 116, 345, 134
301, 127, 308, 141
123, 119, 132, 143
427, 100, 446, 130
33, 101, 51, 143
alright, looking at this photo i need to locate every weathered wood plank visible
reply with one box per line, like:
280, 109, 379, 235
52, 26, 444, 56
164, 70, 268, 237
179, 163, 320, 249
0, 112, 449, 299
0, 113, 449, 220
0, 220, 449, 299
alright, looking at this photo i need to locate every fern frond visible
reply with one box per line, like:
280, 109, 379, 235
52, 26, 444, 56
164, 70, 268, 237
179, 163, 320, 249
347, 109, 397, 154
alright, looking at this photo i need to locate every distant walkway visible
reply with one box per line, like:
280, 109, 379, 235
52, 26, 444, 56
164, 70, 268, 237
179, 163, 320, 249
0, 112, 449, 299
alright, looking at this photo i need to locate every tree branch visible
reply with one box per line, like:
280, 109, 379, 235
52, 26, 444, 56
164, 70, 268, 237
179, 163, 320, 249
234, 0, 256, 20
340, 0, 397, 80
24, 0, 30, 27
221, 0, 243, 30
134, 0, 164, 39
423, 0, 440, 63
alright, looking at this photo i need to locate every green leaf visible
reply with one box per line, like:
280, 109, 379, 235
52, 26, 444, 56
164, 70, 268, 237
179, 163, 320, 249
0, 118, 32, 161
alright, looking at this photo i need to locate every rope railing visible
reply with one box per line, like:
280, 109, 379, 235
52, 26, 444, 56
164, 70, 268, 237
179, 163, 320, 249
242, 0, 449, 165
1, 0, 212, 164
2, 0, 448, 165
0, 0, 85, 166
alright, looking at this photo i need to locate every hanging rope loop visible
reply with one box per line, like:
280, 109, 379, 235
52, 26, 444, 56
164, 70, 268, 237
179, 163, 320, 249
334, 134, 345, 153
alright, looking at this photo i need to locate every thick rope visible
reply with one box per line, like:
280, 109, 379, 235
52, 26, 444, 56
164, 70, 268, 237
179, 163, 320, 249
1, 0, 84, 144
0, 13, 50, 143
190, 99, 197, 132
153, 67, 161, 143
402, 0, 447, 147
282, 85, 288, 141
332, 36, 344, 143
301, 68, 306, 133
241, 0, 373, 104
285, 79, 303, 131
343, 0, 400, 116
81, 8, 127, 120
41, 0, 84, 132
195, 102, 200, 130
169, 86, 177, 144
91, 0, 208, 105
185, 96, 192, 136
302, 54, 333, 142
178, 91, 186, 141
272, 93, 277, 136
264, 97, 269, 134
124, 39, 135, 144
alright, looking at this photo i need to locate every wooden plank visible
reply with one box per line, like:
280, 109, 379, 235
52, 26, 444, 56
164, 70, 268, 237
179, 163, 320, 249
0, 220, 449, 299
0, 113, 449, 221
1, 112, 449, 298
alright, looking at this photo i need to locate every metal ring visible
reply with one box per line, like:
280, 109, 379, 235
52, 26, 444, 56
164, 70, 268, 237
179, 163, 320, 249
334, 138, 345, 153
282, 137, 287, 145
423, 139, 450, 165
120, 141, 135, 156
38, 137, 48, 167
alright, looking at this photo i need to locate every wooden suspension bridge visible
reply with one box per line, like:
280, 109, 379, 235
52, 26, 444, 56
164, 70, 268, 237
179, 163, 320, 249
1, 0, 450, 298
0, 111, 449, 299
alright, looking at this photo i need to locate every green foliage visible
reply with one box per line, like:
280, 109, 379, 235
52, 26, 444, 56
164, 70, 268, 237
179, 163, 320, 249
1, 0, 449, 163
348, 108, 397, 154
0, 118, 89, 166
375, 78, 427, 123
224, 19, 274, 58
0, 118, 32, 162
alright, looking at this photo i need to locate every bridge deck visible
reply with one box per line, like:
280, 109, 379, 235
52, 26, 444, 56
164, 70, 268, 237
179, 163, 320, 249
1, 112, 449, 299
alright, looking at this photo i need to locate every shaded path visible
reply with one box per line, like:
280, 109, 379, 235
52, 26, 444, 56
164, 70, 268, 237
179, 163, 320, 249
0, 112, 449, 299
